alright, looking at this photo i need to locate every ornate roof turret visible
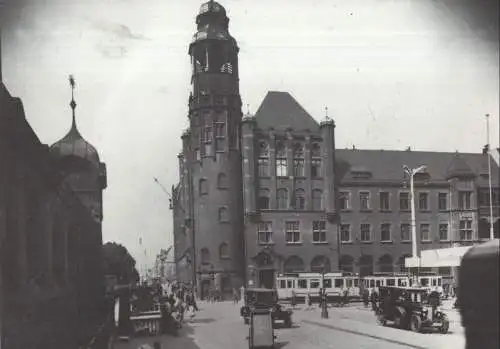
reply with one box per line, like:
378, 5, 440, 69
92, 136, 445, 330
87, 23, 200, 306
50, 75, 100, 166
191, 0, 236, 46
320, 106, 335, 127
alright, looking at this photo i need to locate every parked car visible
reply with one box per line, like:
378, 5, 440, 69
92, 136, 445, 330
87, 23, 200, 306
375, 286, 449, 334
240, 288, 293, 328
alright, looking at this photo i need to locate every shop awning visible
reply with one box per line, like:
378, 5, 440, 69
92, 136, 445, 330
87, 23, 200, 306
405, 246, 473, 268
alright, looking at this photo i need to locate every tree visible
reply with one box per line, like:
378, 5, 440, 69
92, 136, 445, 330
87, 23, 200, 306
102, 242, 139, 284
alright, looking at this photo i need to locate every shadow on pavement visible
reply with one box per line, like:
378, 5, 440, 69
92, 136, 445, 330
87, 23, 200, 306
274, 341, 290, 348
113, 324, 202, 349
188, 318, 216, 324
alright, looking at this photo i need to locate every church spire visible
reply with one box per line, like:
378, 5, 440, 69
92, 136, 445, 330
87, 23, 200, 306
69, 74, 78, 131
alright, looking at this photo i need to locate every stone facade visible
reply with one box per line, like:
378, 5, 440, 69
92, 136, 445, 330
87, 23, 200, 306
0, 79, 107, 348
173, 1, 500, 298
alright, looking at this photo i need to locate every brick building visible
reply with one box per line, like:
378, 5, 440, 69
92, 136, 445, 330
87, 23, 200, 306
172, 1, 500, 298
0, 72, 107, 347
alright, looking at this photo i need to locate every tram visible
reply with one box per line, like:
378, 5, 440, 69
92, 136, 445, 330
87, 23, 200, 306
276, 272, 443, 302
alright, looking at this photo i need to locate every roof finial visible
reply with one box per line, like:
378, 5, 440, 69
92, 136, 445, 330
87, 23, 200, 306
69, 75, 77, 129
324, 106, 330, 121
246, 103, 251, 115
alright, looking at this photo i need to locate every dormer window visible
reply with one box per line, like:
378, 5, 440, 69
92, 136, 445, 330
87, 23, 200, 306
351, 171, 372, 180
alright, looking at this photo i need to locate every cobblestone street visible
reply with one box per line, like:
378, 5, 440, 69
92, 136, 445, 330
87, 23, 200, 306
113, 300, 465, 349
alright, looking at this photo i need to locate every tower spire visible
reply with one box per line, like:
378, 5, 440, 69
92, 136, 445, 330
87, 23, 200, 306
69, 74, 77, 130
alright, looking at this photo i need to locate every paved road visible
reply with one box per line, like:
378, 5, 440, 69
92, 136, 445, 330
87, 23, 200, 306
113, 301, 465, 349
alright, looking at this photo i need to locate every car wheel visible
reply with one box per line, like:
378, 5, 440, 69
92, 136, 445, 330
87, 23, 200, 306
410, 315, 422, 333
439, 315, 449, 334
376, 315, 387, 326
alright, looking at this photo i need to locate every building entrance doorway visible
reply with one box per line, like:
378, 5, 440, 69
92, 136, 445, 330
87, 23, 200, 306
200, 280, 210, 300
258, 269, 275, 289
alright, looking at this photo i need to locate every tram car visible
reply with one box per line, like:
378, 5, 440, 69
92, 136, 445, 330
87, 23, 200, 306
276, 272, 361, 303
276, 272, 443, 303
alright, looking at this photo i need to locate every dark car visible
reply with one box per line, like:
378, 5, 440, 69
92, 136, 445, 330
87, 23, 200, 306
375, 286, 449, 334
240, 288, 293, 328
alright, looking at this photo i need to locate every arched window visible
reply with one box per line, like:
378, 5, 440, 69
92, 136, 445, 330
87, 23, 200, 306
378, 254, 394, 273
294, 189, 306, 210
276, 188, 288, 210
258, 189, 270, 210
311, 255, 331, 273
199, 179, 208, 195
311, 143, 321, 157
284, 256, 305, 273
359, 255, 373, 277
339, 255, 354, 274
293, 143, 305, 176
217, 173, 228, 189
398, 255, 410, 273
218, 207, 229, 222
219, 243, 229, 258
311, 143, 321, 178
312, 189, 323, 211
258, 141, 270, 177
259, 141, 269, 157
275, 141, 287, 177
200, 248, 210, 265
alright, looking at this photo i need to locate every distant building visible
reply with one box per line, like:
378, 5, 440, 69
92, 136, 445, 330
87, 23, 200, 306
172, 1, 500, 299
0, 71, 107, 347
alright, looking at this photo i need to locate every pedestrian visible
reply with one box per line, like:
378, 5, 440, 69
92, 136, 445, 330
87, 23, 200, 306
343, 288, 349, 307
371, 288, 378, 311
233, 288, 239, 305
362, 288, 370, 308
305, 293, 312, 310
291, 290, 297, 308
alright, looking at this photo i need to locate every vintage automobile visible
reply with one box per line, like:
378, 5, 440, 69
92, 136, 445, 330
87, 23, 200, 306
240, 288, 293, 328
374, 286, 449, 333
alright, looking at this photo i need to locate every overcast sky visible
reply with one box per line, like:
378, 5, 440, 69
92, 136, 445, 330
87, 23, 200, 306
2, 0, 499, 270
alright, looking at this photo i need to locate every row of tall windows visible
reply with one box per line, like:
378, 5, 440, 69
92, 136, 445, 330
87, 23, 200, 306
257, 221, 328, 244
338, 191, 475, 211
257, 141, 322, 178
258, 188, 323, 210
339, 220, 473, 243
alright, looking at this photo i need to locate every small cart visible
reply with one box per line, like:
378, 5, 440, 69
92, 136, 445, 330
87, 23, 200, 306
247, 307, 276, 349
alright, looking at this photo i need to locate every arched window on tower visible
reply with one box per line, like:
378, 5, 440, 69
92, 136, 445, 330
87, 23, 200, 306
258, 141, 270, 177
218, 207, 229, 222
219, 243, 229, 259
199, 179, 208, 195
201, 248, 210, 265
215, 112, 226, 151
275, 141, 287, 177
217, 173, 228, 189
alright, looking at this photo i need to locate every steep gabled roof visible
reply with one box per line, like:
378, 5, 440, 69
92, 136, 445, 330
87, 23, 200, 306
335, 149, 499, 186
254, 91, 319, 132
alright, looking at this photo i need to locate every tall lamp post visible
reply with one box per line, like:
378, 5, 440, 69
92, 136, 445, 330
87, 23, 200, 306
485, 114, 495, 240
403, 164, 427, 284
321, 264, 329, 319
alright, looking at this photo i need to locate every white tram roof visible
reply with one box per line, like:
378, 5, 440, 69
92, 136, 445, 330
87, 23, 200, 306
277, 272, 344, 278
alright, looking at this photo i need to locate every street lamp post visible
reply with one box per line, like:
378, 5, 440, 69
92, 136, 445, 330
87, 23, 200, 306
403, 164, 427, 285
485, 114, 495, 240
320, 265, 329, 319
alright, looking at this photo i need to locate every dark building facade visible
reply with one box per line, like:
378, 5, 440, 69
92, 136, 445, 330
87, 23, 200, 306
173, 1, 500, 298
0, 74, 107, 348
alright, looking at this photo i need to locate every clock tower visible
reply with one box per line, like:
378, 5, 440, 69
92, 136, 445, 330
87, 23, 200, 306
182, 0, 245, 297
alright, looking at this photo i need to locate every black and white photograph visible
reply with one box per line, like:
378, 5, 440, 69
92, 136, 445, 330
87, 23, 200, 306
0, 0, 499, 348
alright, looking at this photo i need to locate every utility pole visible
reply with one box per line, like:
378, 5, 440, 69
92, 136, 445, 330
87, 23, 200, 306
485, 114, 495, 240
